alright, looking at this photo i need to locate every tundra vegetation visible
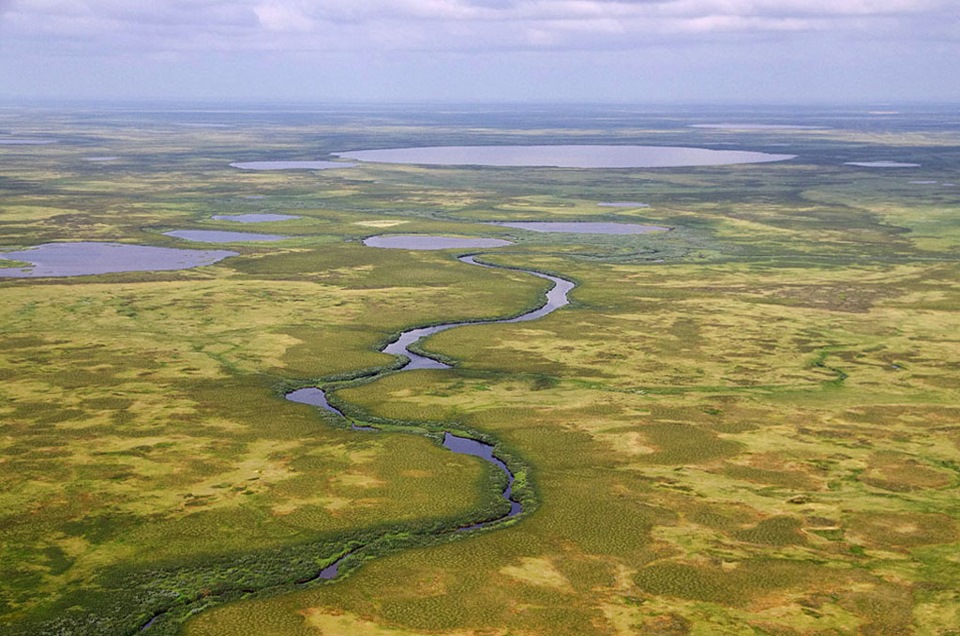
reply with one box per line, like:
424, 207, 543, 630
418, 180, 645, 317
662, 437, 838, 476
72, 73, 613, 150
0, 104, 958, 635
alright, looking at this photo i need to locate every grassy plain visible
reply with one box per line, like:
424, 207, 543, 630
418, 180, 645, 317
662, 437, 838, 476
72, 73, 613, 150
1, 104, 959, 634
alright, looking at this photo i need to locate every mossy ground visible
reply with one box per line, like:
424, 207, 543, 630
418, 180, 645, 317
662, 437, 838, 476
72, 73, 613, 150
1, 105, 958, 634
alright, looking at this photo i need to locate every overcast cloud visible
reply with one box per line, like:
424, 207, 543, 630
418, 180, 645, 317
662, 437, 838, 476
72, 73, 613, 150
1, 0, 957, 102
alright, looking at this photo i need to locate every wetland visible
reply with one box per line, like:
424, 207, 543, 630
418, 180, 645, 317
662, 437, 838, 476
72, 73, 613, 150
1, 103, 958, 636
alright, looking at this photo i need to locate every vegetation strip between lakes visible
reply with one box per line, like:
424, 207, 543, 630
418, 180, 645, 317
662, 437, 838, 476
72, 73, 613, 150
139, 252, 576, 633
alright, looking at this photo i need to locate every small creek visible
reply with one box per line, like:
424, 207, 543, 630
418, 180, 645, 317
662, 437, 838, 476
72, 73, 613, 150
284, 253, 574, 577
139, 252, 575, 631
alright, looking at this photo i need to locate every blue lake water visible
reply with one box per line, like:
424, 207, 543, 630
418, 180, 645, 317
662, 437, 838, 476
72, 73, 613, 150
164, 230, 289, 243
336, 145, 795, 168
0, 242, 237, 278
363, 235, 513, 250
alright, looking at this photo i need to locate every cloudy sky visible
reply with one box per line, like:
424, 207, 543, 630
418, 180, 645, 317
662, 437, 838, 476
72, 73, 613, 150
1, 0, 957, 103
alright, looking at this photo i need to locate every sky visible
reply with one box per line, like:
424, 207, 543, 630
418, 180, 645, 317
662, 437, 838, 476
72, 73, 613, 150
1, 0, 958, 103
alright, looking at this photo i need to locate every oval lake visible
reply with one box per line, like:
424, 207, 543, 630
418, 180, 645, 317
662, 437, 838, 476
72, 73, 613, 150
335, 145, 795, 168
0, 242, 237, 278
363, 235, 514, 250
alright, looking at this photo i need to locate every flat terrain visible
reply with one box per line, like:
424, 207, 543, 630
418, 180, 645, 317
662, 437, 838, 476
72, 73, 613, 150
1, 104, 958, 635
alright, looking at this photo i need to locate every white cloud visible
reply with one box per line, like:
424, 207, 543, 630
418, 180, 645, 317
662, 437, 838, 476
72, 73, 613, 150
1, 0, 956, 56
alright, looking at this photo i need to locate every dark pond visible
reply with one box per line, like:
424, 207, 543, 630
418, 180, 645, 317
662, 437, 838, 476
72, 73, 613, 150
492, 222, 667, 234
230, 161, 357, 170
212, 214, 301, 223
164, 230, 289, 243
363, 235, 513, 250
336, 145, 795, 168
0, 242, 237, 278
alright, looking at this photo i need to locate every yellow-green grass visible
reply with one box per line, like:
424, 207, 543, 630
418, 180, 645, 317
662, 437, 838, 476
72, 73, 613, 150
2, 107, 959, 635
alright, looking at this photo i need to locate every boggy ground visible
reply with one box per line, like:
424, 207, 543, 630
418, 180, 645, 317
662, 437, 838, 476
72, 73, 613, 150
1, 105, 959, 634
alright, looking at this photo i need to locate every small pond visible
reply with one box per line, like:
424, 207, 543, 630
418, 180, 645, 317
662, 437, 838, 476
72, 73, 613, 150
212, 214, 301, 223
0, 242, 237, 278
164, 230, 289, 243
844, 161, 920, 168
363, 235, 513, 250
597, 201, 649, 208
230, 161, 357, 170
491, 222, 667, 235
335, 145, 795, 168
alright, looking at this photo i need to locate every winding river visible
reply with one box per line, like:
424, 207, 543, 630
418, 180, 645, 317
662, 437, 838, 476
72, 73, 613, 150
139, 252, 575, 631
284, 253, 574, 578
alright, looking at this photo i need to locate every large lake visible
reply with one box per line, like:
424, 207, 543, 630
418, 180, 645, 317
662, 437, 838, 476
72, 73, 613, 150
363, 235, 513, 250
164, 230, 289, 243
335, 145, 795, 168
230, 161, 357, 170
0, 242, 237, 278
492, 222, 667, 234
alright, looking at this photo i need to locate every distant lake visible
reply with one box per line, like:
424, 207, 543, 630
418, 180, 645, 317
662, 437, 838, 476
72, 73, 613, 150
230, 161, 357, 170
844, 161, 920, 168
0, 139, 56, 145
363, 235, 514, 250
690, 124, 825, 130
0, 242, 236, 278
84, 156, 119, 162
335, 145, 795, 168
212, 214, 301, 223
492, 222, 667, 234
164, 230, 289, 243
597, 201, 650, 208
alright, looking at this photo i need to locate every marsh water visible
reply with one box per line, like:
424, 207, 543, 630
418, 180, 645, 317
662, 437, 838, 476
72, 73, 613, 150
362, 235, 514, 250
492, 222, 668, 234
0, 242, 237, 278
164, 230, 289, 243
336, 145, 795, 168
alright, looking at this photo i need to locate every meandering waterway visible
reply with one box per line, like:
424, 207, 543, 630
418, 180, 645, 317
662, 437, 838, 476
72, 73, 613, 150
282, 252, 575, 579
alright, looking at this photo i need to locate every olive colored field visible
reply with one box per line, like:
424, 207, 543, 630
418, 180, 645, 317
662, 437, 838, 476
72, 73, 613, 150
1, 105, 958, 635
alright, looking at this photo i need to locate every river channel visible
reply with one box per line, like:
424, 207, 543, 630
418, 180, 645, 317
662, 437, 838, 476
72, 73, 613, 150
284, 253, 574, 578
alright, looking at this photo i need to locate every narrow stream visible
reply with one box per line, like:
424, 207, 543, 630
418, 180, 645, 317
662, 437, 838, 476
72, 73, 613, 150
285, 254, 574, 569
140, 254, 574, 631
